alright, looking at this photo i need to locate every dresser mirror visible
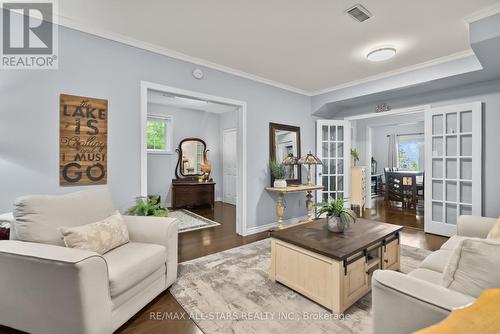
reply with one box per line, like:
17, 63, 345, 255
175, 138, 207, 179
269, 122, 301, 185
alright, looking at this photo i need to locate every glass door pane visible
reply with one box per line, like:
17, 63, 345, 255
425, 102, 481, 237
317, 120, 350, 204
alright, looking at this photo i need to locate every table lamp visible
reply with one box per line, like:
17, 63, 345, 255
282, 153, 298, 179
298, 152, 322, 186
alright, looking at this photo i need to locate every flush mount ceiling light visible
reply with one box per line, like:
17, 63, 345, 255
366, 47, 397, 62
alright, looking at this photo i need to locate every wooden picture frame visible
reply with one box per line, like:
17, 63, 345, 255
60, 94, 108, 186
269, 122, 301, 186
174, 137, 208, 180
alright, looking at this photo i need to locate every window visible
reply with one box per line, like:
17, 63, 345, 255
147, 115, 172, 154
397, 135, 424, 171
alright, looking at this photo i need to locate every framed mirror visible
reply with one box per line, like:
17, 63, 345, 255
175, 138, 207, 179
269, 122, 301, 185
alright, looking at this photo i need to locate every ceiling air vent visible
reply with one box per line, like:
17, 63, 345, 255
345, 4, 372, 22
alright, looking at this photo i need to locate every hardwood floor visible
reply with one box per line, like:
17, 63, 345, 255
358, 196, 425, 230
355, 196, 446, 251
116, 202, 268, 334
177, 202, 268, 262
0, 201, 447, 334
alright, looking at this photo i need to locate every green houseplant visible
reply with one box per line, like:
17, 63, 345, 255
351, 149, 360, 166
270, 159, 287, 188
315, 198, 357, 233
127, 195, 169, 217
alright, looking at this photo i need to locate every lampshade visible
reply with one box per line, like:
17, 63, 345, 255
298, 152, 322, 165
282, 154, 298, 165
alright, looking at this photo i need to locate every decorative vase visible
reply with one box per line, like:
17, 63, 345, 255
201, 152, 212, 179
326, 215, 345, 233
273, 179, 287, 188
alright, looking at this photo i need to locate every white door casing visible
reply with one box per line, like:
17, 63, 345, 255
316, 120, 351, 205
223, 128, 237, 205
140, 81, 247, 236
424, 101, 482, 236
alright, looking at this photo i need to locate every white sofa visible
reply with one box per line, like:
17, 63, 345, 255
0, 188, 178, 334
372, 215, 497, 334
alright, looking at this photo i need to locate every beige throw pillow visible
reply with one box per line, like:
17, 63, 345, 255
442, 238, 500, 297
59, 211, 129, 255
486, 217, 500, 239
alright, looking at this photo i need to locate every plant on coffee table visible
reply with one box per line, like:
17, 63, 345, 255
315, 198, 357, 232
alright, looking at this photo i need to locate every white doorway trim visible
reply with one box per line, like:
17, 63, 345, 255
140, 81, 248, 236
344, 104, 430, 208
222, 128, 237, 205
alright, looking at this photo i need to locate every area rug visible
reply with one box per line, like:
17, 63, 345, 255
170, 238, 431, 334
168, 209, 220, 233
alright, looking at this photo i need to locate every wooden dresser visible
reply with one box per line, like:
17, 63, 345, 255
351, 166, 367, 211
171, 180, 215, 209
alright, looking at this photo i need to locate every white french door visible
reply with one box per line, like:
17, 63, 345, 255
425, 102, 482, 236
316, 120, 351, 204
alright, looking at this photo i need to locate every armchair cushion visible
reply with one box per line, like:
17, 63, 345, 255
457, 215, 497, 238
13, 188, 115, 246
123, 215, 178, 287
440, 235, 468, 251
60, 211, 129, 255
408, 268, 443, 283
103, 242, 166, 297
419, 249, 452, 273
442, 238, 500, 298
486, 217, 500, 239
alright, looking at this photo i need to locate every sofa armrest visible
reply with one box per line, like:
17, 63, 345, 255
123, 216, 178, 287
457, 215, 497, 238
372, 270, 475, 334
0, 241, 111, 334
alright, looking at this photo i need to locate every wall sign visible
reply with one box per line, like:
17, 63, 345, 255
60, 94, 108, 186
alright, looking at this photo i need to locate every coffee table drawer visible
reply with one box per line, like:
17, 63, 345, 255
344, 257, 370, 307
383, 239, 400, 270
273, 240, 334, 309
270, 239, 376, 313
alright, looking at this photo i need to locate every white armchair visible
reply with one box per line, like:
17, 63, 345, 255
372, 215, 497, 334
0, 188, 178, 334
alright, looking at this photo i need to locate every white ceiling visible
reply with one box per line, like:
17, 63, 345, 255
59, 0, 500, 94
148, 90, 239, 114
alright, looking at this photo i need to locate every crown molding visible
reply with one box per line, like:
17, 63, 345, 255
57, 15, 312, 96
55, 14, 482, 98
311, 49, 476, 96
464, 3, 500, 23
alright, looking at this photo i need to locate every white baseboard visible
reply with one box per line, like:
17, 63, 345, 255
243, 216, 309, 236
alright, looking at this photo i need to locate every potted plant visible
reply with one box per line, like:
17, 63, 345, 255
270, 160, 287, 188
351, 149, 360, 166
315, 198, 357, 233
127, 195, 169, 217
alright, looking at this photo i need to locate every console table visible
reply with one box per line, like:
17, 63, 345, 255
265, 184, 323, 229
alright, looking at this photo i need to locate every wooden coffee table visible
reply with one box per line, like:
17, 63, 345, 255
270, 218, 403, 313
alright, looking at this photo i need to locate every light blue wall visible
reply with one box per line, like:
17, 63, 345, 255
146, 103, 225, 206
0, 26, 316, 229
